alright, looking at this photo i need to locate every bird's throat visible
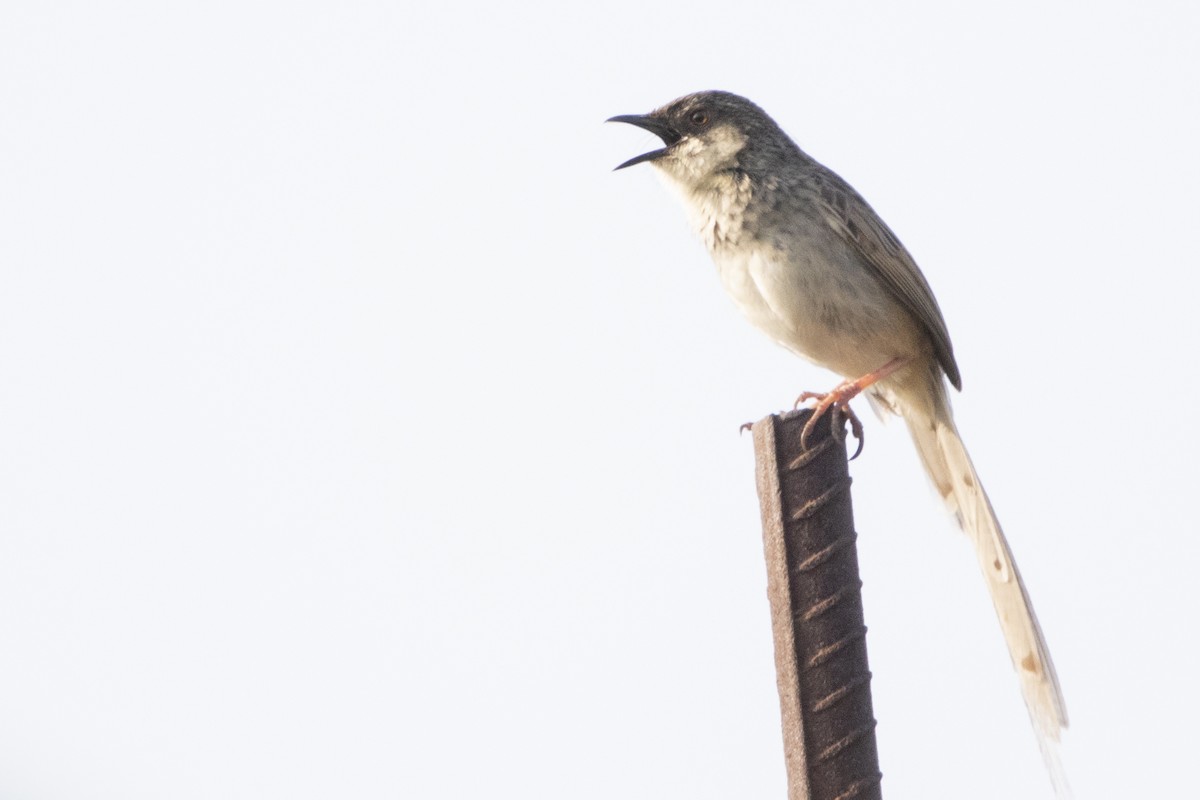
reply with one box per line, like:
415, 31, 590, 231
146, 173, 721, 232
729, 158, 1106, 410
681, 171, 754, 252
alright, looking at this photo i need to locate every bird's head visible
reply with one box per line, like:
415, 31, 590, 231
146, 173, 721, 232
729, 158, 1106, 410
608, 91, 787, 187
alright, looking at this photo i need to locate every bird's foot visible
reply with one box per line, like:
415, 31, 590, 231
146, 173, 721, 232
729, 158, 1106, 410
794, 386, 866, 459
792, 356, 912, 459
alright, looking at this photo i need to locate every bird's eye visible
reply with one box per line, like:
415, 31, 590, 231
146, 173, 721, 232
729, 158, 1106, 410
689, 110, 709, 126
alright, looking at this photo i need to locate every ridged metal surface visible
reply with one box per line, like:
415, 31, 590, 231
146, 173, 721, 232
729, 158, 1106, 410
753, 409, 882, 800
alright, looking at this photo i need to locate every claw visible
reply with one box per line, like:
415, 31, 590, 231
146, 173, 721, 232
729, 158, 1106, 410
796, 389, 865, 457
792, 356, 911, 458
844, 409, 865, 460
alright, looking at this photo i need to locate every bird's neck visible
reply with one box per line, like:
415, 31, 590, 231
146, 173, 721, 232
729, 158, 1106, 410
670, 169, 756, 252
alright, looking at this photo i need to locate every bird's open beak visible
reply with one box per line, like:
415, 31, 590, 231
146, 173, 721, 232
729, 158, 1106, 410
607, 114, 681, 170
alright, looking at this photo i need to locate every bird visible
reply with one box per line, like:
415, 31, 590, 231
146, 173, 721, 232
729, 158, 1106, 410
609, 91, 1068, 793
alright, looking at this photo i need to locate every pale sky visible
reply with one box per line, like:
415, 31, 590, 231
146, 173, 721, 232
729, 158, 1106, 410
2, 2, 1197, 798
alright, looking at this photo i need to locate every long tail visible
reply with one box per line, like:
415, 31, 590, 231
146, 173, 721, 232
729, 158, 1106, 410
904, 400, 1070, 795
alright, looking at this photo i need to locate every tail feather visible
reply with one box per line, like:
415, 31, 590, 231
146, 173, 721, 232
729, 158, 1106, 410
905, 405, 1070, 794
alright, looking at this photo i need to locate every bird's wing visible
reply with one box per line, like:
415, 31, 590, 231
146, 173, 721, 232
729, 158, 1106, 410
811, 170, 962, 390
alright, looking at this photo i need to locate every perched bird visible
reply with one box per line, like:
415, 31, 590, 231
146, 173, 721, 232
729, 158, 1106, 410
610, 91, 1068, 793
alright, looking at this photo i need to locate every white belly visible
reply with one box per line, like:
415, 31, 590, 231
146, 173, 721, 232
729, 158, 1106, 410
663, 168, 926, 387
710, 241, 924, 383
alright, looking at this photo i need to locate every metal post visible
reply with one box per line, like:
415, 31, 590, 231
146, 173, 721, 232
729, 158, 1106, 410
752, 409, 883, 800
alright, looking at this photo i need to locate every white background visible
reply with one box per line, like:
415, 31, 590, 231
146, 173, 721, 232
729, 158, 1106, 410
2, 2, 1197, 798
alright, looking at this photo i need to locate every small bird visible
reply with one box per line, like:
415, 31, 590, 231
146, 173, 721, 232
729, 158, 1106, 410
610, 91, 1068, 793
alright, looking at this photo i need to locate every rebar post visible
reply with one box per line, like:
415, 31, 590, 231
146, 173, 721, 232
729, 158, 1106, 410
752, 409, 883, 800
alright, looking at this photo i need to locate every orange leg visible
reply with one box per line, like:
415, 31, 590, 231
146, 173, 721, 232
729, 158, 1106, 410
794, 357, 911, 458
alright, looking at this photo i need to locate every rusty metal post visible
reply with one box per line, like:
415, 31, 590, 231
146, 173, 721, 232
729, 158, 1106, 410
752, 409, 883, 800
